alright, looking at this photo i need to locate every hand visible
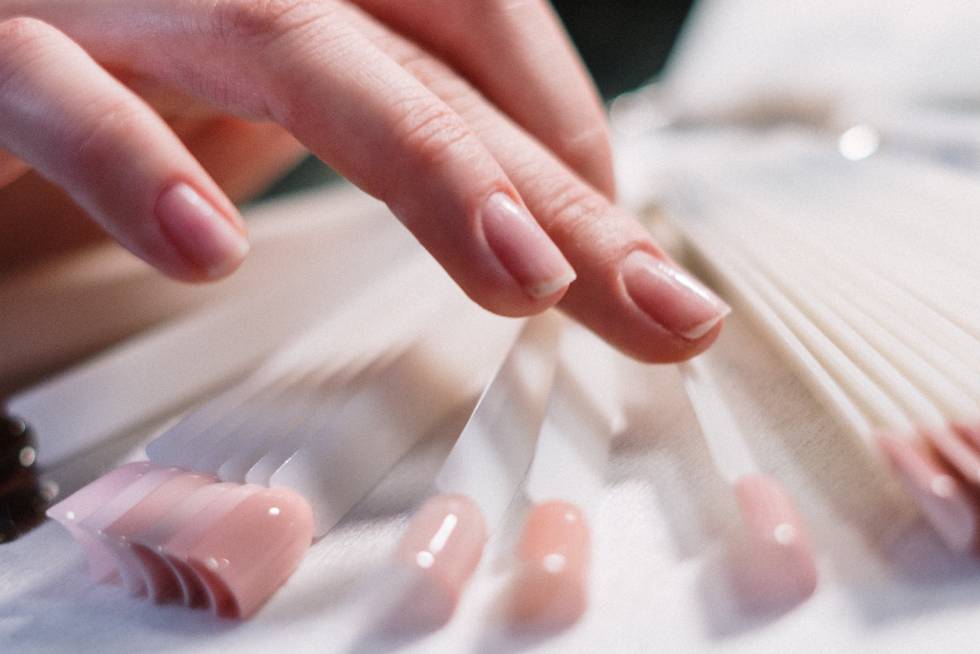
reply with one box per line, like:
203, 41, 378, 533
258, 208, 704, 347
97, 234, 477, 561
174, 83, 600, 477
0, 0, 728, 362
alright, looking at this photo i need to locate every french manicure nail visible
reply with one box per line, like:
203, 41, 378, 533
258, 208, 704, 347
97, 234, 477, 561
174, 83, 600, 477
480, 192, 576, 299
156, 183, 249, 278
620, 250, 731, 340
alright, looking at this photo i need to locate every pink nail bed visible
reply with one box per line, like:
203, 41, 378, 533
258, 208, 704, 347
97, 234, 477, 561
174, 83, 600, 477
392, 494, 487, 628
511, 501, 590, 629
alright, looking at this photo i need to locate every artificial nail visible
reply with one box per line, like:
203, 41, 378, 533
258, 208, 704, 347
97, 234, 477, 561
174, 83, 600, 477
620, 250, 731, 340
923, 426, 980, 485
79, 466, 184, 582
729, 475, 817, 610
392, 494, 487, 628
511, 501, 590, 629
102, 471, 215, 595
183, 487, 314, 618
156, 182, 249, 279
877, 433, 977, 552
480, 192, 576, 299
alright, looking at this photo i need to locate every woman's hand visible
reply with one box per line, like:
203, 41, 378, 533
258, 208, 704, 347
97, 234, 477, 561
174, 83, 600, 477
0, 0, 728, 362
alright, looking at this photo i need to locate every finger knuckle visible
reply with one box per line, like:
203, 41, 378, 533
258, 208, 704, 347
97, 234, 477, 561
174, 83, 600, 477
558, 124, 612, 172
209, 0, 331, 45
66, 99, 147, 173
392, 99, 476, 170
538, 180, 611, 243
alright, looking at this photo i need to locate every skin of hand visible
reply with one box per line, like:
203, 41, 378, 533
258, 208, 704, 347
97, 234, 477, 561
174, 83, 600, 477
0, 0, 729, 363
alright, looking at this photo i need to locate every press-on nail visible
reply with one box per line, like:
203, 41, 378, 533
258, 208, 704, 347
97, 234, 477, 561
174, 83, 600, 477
511, 501, 590, 628
877, 433, 977, 552
620, 250, 730, 339
156, 183, 249, 278
481, 192, 575, 299
729, 475, 817, 610
392, 494, 487, 628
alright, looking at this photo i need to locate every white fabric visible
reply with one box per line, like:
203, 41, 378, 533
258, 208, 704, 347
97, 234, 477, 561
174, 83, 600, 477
2, 186, 978, 654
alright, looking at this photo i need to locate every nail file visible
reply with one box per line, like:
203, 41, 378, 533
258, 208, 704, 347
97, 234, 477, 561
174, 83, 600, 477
679, 356, 818, 609
389, 314, 562, 628
511, 322, 622, 628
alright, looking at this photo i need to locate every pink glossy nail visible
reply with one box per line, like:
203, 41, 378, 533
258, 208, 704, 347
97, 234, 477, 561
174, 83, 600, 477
620, 250, 730, 340
102, 471, 215, 596
183, 487, 314, 618
729, 475, 817, 610
156, 182, 249, 279
392, 494, 487, 628
877, 433, 977, 552
511, 501, 590, 629
480, 192, 576, 299
923, 426, 980, 484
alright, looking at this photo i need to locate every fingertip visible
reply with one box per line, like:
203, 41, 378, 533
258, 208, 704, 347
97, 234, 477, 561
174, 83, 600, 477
154, 182, 249, 282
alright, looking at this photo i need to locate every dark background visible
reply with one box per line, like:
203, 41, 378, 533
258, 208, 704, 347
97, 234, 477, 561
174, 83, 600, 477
265, 0, 696, 196
552, 0, 694, 98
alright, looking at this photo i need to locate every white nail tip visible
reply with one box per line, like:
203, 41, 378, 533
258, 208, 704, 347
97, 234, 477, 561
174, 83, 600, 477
678, 304, 732, 340
526, 270, 577, 299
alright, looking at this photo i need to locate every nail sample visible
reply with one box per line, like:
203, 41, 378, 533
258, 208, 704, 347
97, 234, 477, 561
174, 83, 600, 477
102, 471, 215, 595
620, 250, 731, 340
392, 494, 487, 628
729, 475, 817, 610
923, 426, 980, 485
50, 465, 315, 619
511, 501, 590, 629
79, 466, 184, 582
481, 192, 576, 299
877, 433, 977, 552
182, 487, 314, 618
47, 461, 152, 567
156, 182, 249, 279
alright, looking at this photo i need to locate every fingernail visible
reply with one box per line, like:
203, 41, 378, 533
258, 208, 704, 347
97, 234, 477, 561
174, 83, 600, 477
480, 192, 576, 299
620, 250, 730, 340
156, 183, 249, 278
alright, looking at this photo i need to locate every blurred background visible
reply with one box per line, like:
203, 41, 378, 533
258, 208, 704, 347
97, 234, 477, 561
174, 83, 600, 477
265, 0, 696, 197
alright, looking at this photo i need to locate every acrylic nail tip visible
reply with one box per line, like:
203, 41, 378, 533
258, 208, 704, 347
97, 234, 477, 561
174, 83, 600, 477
183, 487, 314, 619
731, 476, 817, 609
511, 501, 590, 628
511, 562, 588, 629
877, 434, 978, 552
47, 462, 151, 524
392, 494, 487, 628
